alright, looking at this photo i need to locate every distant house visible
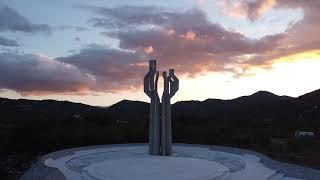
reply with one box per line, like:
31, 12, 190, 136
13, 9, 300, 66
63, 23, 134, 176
73, 114, 83, 120
116, 120, 128, 127
295, 131, 315, 139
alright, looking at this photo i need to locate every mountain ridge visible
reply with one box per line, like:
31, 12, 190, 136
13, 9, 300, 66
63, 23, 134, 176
1, 89, 320, 176
1, 89, 318, 107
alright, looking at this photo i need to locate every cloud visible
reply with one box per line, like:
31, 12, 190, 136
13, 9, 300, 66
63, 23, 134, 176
75, 26, 89, 32
217, 0, 320, 61
0, 36, 19, 46
57, 44, 148, 92
233, 1, 320, 64
60, 25, 89, 32
196, 0, 209, 7
219, 0, 277, 21
0, 53, 94, 95
0, 44, 150, 95
87, 5, 170, 29
99, 7, 285, 75
276, 1, 320, 45
2, 2, 320, 95
0, 5, 51, 33
96, 4, 320, 76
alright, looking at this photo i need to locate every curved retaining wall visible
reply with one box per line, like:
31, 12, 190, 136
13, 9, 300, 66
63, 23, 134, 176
20, 143, 320, 180
207, 145, 320, 180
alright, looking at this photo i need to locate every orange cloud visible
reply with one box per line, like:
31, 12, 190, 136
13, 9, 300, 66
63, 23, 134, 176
130, 62, 149, 67
163, 29, 175, 36
256, 0, 277, 17
181, 31, 197, 40
219, 1, 248, 19
220, 0, 277, 21
144, 46, 154, 54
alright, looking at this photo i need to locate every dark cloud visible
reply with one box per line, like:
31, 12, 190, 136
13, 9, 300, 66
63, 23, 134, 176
60, 25, 89, 32
93, 3, 319, 77
88, 5, 170, 29
0, 36, 18, 46
0, 53, 94, 95
0, 5, 51, 33
68, 49, 77, 54
57, 44, 147, 92
0, 44, 149, 94
98, 7, 285, 75
74, 37, 80, 42
59, 25, 73, 31
75, 26, 89, 32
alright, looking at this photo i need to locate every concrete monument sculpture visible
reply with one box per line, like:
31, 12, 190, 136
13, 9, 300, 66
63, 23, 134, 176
144, 60, 179, 156
144, 60, 161, 155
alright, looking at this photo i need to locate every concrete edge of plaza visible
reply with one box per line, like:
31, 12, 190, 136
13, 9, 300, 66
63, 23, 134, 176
20, 143, 320, 180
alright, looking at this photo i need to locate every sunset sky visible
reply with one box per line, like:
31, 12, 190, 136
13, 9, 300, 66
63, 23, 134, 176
0, 0, 319, 106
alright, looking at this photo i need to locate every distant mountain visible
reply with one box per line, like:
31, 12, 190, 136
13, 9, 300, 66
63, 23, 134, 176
0, 97, 96, 125
108, 100, 148, 114
1, 89, 320, 177
2, 89, 319, 119
1, 89, 319, 152
172, 90, 312, 124
298, 89, 320, 107
1, 89, 319, 124
0, 97, 93, 112
107, 100, 149, 123
233, 91, 294, 102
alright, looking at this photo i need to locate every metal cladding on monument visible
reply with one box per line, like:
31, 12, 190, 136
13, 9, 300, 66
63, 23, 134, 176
144, 59, 179, 156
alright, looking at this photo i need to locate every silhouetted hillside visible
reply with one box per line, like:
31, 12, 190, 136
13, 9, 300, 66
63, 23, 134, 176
299, 89, 320, 107
1, 89, 320, 179
107, 100, 149, 119
170, 91, 313, 129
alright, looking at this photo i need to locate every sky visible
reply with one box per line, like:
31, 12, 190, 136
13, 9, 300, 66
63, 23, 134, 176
0, 0, 319, 106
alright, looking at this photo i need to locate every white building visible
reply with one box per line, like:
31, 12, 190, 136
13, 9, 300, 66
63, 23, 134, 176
295, 131, 315, 139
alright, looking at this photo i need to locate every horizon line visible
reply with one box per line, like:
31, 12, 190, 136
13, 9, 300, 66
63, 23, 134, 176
1, 88, 318, 107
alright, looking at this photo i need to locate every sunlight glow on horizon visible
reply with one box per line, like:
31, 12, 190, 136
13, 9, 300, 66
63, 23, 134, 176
2, 50, 319, 106
173, 50, 320, 103
0, 1, 319, 106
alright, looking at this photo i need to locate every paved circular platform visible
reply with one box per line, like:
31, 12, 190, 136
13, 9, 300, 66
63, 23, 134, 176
83, 156, 229, 180
21, 144, 320, 180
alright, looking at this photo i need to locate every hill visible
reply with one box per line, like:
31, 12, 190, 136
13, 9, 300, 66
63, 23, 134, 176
1, 89, 320, 179
298, 89, 320, 107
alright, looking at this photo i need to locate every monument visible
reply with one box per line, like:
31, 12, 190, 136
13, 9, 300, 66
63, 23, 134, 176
144, 60, 179, 156
21, 59, 316, 180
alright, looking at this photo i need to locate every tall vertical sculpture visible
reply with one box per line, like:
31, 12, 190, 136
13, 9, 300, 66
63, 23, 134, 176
144, 60, 160, 155
144, 60, 179, 156
162, 69, 179, 155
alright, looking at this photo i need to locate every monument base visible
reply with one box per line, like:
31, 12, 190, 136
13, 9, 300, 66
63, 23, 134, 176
83, 156, 230, 180
21, 144, 314, 180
